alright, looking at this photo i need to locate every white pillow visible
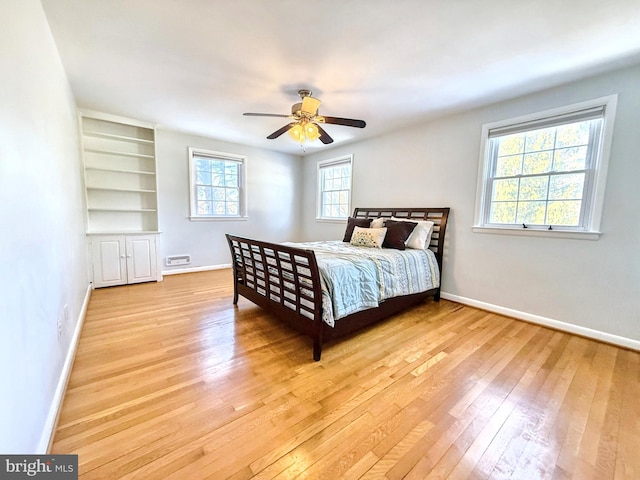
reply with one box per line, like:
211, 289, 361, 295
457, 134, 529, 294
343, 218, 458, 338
370, 217, 385, 228
350, 226, 387, 248
390, 217, 434, 249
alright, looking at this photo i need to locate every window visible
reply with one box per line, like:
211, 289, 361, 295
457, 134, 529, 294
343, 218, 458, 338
317, 155, 353, 220
474, 95, 617, 238
188, 148, 246, 219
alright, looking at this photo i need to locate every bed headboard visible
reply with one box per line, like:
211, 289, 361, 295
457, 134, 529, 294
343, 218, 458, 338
352, 207, 450, 270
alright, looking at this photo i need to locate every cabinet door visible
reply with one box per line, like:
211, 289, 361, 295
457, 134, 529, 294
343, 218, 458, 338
125, 235, 158, 284
91, 236, 127, 288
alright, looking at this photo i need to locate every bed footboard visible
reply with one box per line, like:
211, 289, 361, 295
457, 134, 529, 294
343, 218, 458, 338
225, 234, 325, 360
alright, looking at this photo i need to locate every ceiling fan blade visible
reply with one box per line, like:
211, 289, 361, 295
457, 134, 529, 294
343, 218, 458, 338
301, 96, 321, 116
266, 123, 296, 139
316, 124, 334, 144
243, 113, 291, 118
321, 116, 366, 128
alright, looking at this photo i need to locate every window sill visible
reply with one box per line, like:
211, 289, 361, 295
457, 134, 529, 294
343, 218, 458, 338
316, 217, 348, 224
472, 226, 600, 240
189, 216, 248, 222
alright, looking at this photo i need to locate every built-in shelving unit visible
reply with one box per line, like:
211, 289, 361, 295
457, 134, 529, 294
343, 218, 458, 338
80, 113, 159, 234
80, 112, 162, 287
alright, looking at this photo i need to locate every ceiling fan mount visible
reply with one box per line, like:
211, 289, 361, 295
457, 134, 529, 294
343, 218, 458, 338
291, 89, 314, 115
243, 89, 366, 145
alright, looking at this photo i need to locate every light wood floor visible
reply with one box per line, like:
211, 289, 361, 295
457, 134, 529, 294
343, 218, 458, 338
52, 269, 640, 479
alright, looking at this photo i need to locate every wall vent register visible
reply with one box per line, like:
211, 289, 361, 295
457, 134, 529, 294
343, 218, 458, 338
165, 255, 192, 266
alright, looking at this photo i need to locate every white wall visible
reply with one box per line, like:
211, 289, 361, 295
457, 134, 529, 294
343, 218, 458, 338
0, 0, 89, 453
301, 63, 640, 344
156, 129, 303, 271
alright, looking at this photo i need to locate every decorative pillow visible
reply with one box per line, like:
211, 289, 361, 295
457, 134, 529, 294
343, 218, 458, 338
370, 217, 386, 228
350, 226, 387, 248
342, 217, 373, 242
382, 220, 418, 250
390, 217, 435, 249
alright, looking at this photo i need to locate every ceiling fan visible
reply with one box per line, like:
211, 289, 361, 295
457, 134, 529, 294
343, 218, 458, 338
243, 89, 366, 144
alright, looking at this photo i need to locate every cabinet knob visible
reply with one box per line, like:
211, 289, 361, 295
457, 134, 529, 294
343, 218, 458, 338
120, 255, 126, 258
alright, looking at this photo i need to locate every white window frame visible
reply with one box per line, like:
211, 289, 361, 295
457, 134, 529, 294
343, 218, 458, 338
473, 95, 617, 240
316, 154, 353, 222
188, 147, 247, 221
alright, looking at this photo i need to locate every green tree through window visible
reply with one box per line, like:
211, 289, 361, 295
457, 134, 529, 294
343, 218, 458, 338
489, 121, 594, 227
188, 148, 246, 219
317, 155, 352, 220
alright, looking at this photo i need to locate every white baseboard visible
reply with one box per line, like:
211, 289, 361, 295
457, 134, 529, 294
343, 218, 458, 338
441, 292, 640, 352
38, 283, 92, 454
162, 263, 231, 276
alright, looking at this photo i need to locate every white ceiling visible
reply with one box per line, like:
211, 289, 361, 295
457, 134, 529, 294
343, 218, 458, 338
41, 0, 640, 156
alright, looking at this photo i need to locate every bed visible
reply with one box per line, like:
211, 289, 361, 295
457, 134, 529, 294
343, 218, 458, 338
226, 207, 450, 360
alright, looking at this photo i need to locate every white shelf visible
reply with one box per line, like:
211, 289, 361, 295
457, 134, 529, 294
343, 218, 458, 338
86, 186, 156, 193
88, 207, 157, 213
85, 166, 155, 175
87, 230, 161, 235
83, 130, 155, 144
85, 148, 155, 159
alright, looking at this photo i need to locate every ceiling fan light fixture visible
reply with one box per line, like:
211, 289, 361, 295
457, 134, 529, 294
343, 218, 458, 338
288, 121, 321, 143
305, 122, 321, 141
288, 123, 305, 142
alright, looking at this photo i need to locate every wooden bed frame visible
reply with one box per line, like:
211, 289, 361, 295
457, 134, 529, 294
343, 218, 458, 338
226, 207, 450, 360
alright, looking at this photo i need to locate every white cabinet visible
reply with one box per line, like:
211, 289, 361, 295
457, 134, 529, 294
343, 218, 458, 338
91, 235, 159, 288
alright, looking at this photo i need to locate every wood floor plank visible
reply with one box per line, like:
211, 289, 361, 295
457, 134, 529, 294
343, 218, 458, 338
614, 349, 640, 479
409, 324, 553, 479
51, 269, 640, 479
496, 336, 588, 479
